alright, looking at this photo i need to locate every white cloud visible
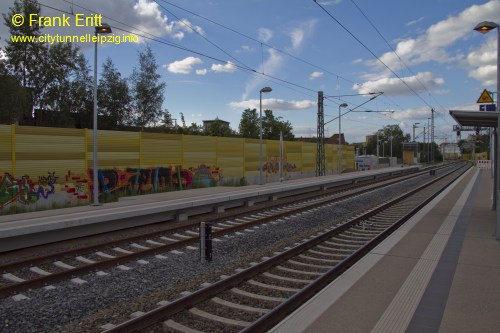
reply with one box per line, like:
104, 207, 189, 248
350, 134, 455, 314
211, 61, 237, 73
353, 72, 444, 96
406, 16, 425, 27
387, 106, 435, 122
318, 0, 342, 5
289, 19, 317, 50
258, 28, 273, 43
466, 37, 497, 85
196, 68, 208, 75
242, 20, 317, 100
361, 1, 500, 80
133, 0, 203, 40
228, 98, 316, 111
242, 48, 284, 100
173, 19, 205, 35
165, 56, 203, 74
310, 71, 324, 80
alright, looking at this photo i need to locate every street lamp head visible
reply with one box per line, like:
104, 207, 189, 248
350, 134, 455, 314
474, 21, 500, 34
260, 86, 272, 93
95, 24, 112, 34
339, 103, 348, 108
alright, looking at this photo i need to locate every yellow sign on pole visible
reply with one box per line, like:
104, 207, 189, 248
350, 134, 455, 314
477, 89, 494, 103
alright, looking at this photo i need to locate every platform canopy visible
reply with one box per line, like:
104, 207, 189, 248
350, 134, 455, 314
449, 110, 498, 128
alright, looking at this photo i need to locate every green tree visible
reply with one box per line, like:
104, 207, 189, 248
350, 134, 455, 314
186, 122, 203, 135
130, 45, 166, 129
204, 118, 233, 137
2, 0, 43, 88
262, 110, 294, 140
98, 58, 133, 129
238, 108, 259, 138
366, 125, 410, 157
0, 72, 31, 124
238, 108, 294, 140
65, 55, 94, 129
40, 43, 80, 127
3, 0, 81, 127
159, 110, 174, 129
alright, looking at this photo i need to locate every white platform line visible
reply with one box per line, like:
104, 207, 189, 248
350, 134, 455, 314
371, 168, 479, 333
269, 167, 476, 333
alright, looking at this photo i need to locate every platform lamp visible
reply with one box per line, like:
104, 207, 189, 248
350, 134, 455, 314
474, 21, 500, 239
259, 86, 272, 185
338, 103, 348, 174
92, 24, 112, 206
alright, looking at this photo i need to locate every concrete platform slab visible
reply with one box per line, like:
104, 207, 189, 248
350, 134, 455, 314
271, 167, 500, 333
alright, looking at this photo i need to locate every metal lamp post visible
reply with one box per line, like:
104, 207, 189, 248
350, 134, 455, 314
92, 24, 112, 206
474, 21, 500, 239
338, 103, 348, 174
259, 86, 272, 185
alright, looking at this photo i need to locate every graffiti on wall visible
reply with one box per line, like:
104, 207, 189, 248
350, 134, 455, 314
64, 170, 89, 200
0, 171, 58, 209
88, 164, 222, 198
0, 165, 222, 212
261, 157, 296, 174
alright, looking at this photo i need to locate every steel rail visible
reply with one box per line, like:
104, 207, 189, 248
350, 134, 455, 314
102, 162, 470, 332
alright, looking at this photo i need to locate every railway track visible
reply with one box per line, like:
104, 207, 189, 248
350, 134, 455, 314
95, 161, 470, 333
0, 166, 444, 300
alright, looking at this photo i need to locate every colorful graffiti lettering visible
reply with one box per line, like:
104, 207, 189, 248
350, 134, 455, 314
87, 164, 221, 198
0, 171, 57, 208
261, 157, 296, 174
64, 170, 89, 200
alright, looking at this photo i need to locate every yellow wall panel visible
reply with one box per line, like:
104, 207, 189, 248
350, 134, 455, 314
0, 125, 357, 212
183, 136, 217, 167
0, 125, 13, 174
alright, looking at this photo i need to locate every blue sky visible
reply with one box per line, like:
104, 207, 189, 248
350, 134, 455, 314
1, 0, 500, 143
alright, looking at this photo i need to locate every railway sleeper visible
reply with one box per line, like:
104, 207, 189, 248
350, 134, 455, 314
327, 236, 367, 246
323, 240, 363, 249
231, 287, 287, 303
211, 297, 270, 315
287, 259, 333, 270
333, 232, 372, 242
297, 254, 340, 265
172, 310, 243, 333
315, 244, 355, 254
192, 302, 257, 325
247, 279, 300, 293
163, 319, 205, 333
306, 249, 347, 260
275, 265, 323, 277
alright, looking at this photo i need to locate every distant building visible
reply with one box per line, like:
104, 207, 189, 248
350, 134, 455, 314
202, 119, 230, 131
325, 133, 346, 145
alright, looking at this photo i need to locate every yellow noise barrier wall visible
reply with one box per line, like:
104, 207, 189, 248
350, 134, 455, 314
0, 125, 354, 212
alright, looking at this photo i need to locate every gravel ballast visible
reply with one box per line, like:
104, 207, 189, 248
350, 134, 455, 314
0, 172, 441, 333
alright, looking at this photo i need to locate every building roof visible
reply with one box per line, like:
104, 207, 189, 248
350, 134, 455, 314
449, 110, 498, 128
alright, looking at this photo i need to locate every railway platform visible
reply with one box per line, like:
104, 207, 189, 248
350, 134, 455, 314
271, 167, 500, 333
0, 166, 417, 252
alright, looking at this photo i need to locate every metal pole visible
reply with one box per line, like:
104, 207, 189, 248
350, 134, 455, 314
338, 105, 341, 174
279, 131, 283, 181
259, 90, 263, 185
92, 34, 99, 206
496, 28, 500, 238
376, 131, 379, 168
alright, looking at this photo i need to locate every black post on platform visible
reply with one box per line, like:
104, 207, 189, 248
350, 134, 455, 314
200, 222, 212, 263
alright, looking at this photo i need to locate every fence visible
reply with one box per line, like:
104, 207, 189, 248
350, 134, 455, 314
0, 124, 354, 212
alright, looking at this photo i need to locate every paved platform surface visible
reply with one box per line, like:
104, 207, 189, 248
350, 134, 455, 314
271, 167, 500, 333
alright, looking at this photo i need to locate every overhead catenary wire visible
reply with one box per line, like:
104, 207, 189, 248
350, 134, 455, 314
156, 0, 357, 86
48, 0, 318, 99
349, 0, 450, 122
313, 0, 436, 111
